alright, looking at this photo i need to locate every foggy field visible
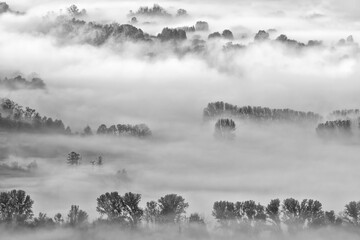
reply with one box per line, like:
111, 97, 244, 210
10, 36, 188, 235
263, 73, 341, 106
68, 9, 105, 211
1, 0, 360, 239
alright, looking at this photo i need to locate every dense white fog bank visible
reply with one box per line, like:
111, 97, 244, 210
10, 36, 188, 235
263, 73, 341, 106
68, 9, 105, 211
1, 0, 360, 237
2, 227, 360, 240
1, 122, 359, 220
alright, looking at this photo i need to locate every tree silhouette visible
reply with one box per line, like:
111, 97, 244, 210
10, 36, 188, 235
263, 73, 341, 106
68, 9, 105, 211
0, 189, 34, 225
144, 201, 161, 224
344, 201, 360, 226
158, 194, 189, 223
32, 212, 54, 228
67, 205, 88, 227
67, 4, 86, 17
67, 152, 81, 165
212, 201, 238, 227
96, 192, 143, 227
83, 125, 93, 136
189, 213, 205, 225
254, 30, 269, 41
266, 199, 281, 231
222, 30, 234, 40
214, 119, 236, 139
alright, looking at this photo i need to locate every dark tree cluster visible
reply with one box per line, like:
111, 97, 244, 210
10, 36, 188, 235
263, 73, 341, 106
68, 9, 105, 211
177, 21, 209, 34
157, 28, 187, 41
338, 35, 357, 46
329, 109, 360, 119
214, 119, 236, 139
0, 2, 9, 14
144, 194, 189, 224
195, 21, 209, 31
128, 4, 171, 18
0, 2, 22, 15
177, 26, 196, 33
316, 120, 352, 136
0, 75, 46, 90
176, 9, 188, 17
128, 4, 188, 19
67, 4, 87, 18
96, 123, 151, 138
254, 30, 270, 41
203, 102, 322, 123
0, 160, 38, 174
3, 189, 360, 236
276, 34, 322, 48
276, 34, 305, 48
212, 198, 345, 235
223, 42, 245, 51
208, 30, 234, 40
52, 17, 150, 46
0, 98, 70, 134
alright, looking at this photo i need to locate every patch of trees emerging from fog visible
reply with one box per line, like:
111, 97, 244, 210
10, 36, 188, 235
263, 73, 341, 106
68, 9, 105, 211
25, 3, 358, 54
0, 2, 23, 15
0, 98, 68, 134
0, 98, 151, 137
2, 2, 358, 55
204, 101, 322, 123
205, 102, 360, 138
2, 189, 360, 236
0, 75, 45, 90
2, 97, 360, 139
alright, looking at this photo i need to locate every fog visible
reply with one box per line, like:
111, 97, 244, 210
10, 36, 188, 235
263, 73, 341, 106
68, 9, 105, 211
1, 0, 360, 239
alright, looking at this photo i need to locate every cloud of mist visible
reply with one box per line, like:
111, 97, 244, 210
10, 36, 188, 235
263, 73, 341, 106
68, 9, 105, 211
1, 0, 360, 229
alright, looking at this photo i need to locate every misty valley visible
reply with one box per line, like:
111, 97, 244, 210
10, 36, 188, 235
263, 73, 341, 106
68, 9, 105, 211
1, 1, 360, 240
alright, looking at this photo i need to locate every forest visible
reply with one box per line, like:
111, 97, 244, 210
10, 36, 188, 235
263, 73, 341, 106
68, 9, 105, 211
1, 0, 360, 239
2, 189, 360, 237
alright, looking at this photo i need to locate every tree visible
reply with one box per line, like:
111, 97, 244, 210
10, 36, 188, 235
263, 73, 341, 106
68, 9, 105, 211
176, 9, 188, 17
214, 119, 236, 139
282, 198, 324, 231
0, 2, 10, 14
254, 30, 269, 41
67, 4, 86, 17
158, 28, 187, 41
96, 192, 143, 227
208, 32, 221, 39
95, 155, 103, 166
324, 210, 342, 226
122, 192, 143, 227
67, 205, 88, 227
130, 17, 138, 24
158, 194, 189, 223
222, 30, 234, 40
189, 213, 205, 225
282, 198, 301, 232
67, 152, 81, 165
266, 199, 281, 230
32, 212, 54, 228
0, 189, 34, 225
299, 199, 324, 228
242, 200, 266, 222
65, 126, 72, 135
212, 201, 238, 227
54, 213, 64, 225
144, 201, 160, 224
195, 21, 209, 31
97, 124, 108, 134
344, 201, 360, 226
83, 125, 93, 136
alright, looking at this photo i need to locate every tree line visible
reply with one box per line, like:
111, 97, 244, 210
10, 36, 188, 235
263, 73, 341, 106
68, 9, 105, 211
204, 101, 322, 123
2, 189, 360, 235
0, 98, 152, 138
0, 75, 45, 90
0, 98, 69, 134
